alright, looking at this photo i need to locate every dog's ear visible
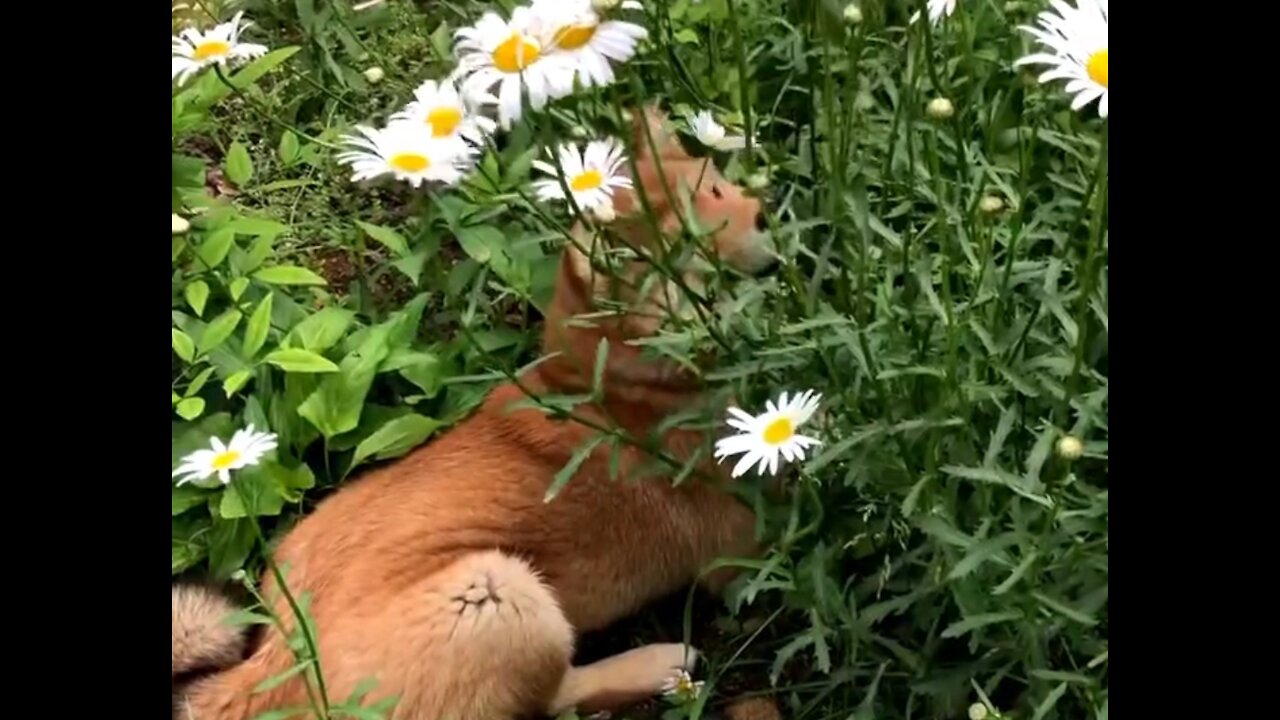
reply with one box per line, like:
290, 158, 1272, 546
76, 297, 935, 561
629, 105, 687, 160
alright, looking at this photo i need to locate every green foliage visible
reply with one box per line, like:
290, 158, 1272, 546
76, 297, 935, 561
171, 1, 1107, 719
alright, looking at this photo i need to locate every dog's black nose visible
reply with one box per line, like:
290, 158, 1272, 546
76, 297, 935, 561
755, 213, 768, 231
753, 257, 781, 277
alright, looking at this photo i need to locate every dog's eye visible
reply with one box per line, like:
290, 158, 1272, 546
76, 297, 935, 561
710, 185, 724, 199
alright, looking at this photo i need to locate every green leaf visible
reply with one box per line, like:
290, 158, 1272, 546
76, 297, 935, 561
220, 470, 285, 519
454, 225, 505, 264
591, 337, 609, 396
940, 465, 1053, 507
278, 131, 300, 164
255, 266, 327, 286
264, 348, 340, 373
225, 141, 254, 186
207, 517, 256, 579
172, 328, 196, 362
224, 369, 253, 397
1031, 683, 1069, 720
351, 414, 444, 469
940, 610, 1022, 639
1031, 591, 1098, 626
243, 293, 274, 359
355, 220, 410, 257
172, 485, 208, 515
199, 226, 237, 269
267, 461, 316, 503
286, 307, 355, 352
200, 310, 244, 355
186, 366, 217, 397
229, 277, 250, 301
254, 659, 315, 693
947, 533, 1019, 580
185, 280, 210, 317
544, 434, 606, 502
297, 321, 395, 438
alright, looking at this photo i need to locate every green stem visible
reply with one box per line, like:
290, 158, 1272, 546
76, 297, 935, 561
1062, 125, 1108, 420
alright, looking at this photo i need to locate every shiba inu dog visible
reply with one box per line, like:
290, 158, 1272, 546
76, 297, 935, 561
172, 106, 778, 719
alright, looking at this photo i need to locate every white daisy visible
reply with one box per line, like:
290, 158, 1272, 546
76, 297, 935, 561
390, 79, 497, 145
454, 7, 577, 130
172, 424, 278, 487
336, 122, 477, 188
1014, 0, 1108, 118
532, 138, 632, 211
660, 669, 705, 701
687, 111, 748, 152
714, 390, 822, 478
530, 0, 648, 90
909, 0, 957, 26
171, 11, 268, 86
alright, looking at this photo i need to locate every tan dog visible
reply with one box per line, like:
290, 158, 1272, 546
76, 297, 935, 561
172, 107, 777, 720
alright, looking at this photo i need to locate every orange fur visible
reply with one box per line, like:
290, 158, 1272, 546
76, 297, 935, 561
173, 107, 773, 720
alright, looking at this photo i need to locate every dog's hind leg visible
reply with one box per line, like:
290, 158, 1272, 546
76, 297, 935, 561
549, 643, 700, 715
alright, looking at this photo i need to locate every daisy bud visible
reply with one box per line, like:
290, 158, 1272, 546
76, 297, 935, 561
968, 703, 989, 720
172, 213, 191, 235
979, 195, 1005, 214
591, 201, 617, 224
363, 66, 385, 84
570, 125, 590, 139
592, 0, 621, 10
746, 172, 770, 191
926, 97, 954, 120
843, 3, 864, 24
1056, 435, 1084, 460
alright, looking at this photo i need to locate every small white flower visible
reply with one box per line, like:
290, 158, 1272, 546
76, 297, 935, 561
172, 11, 269, 86
660, 669, 705, 701
391, 78, 497, 145
909, 0, 957, 26
363, 66, 385, 84
454, 7, 578, 130
843, 3, 864, 24
530, 0, 648, 91
172, 213, 191, 235
687, 110, 748, 152
533, 138, 633, 211
173, 424, 278, 487
336, 122, 477, 188
714, 390, 823, 478
1014, 0, 1108, 118
979, 194, 1005, 214
968, 703, 990, 720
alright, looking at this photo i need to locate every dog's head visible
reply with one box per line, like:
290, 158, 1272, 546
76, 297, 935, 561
538, 106, 774, 410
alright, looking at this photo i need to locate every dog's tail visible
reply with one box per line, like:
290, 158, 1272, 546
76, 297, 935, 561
172, 584, 248, 679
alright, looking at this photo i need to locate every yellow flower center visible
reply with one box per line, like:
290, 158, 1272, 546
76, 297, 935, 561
570, 169, 604, 192
762, 417, 794, 445
426, 106, 463, 137
193, 40, 232, 60
552, 22, 598, 51
492, 33, 541, 73
210, 450, 241, 470
1086, 49, 1107, 88
389, 152, 431, 173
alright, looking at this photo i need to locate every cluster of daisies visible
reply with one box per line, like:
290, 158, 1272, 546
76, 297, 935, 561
920, 0, 1108, 119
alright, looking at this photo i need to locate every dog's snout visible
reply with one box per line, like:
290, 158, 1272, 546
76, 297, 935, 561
753, 256, 781, 277
754, 213, 768, 231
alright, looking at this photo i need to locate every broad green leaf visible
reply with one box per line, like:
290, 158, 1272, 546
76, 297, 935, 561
199, 226, 237, 269
267, 461, 315, 503
220, 469, 285, 519
207, 517, 256, 579
351, 414, 443, 468
264, 348, 340, 373
279, 131, 300, 164
223, 369, 253, 397
243, 293, 274, 358
225, 141, 254, 186
355, 220, 410, 257
172, 485, 208, 515
255, 266, 327, 286
297, 320, 395, 438
229, 277, 250, 301
172, 328, 196, 362
544, 434, 606, 502
286, 307, 355, 352
454, 225, 505, 264
199, 309, 243, 355
186, 366, 216, 397
185, 280, 210, 317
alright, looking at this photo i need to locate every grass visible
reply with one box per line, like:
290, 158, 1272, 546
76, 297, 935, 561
170, 1, 1108, 718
